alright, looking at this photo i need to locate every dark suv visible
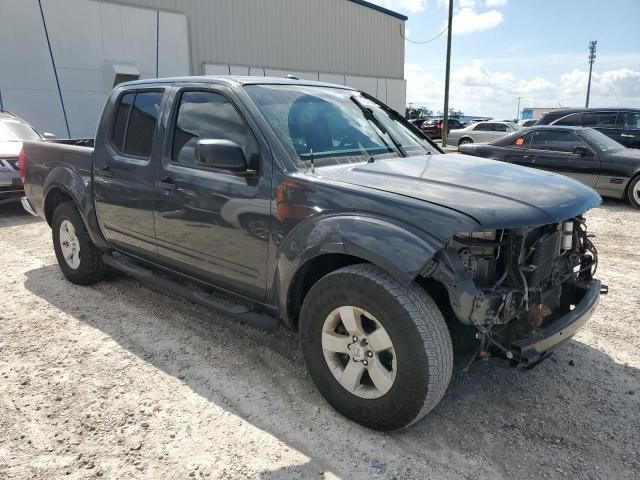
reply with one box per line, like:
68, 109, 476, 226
537, 108, 640, 149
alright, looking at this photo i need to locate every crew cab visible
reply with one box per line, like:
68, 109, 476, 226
21, 77, 605, 431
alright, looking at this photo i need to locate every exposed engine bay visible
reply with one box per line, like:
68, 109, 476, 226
423, 217, 601, 366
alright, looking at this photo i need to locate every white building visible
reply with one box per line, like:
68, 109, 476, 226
0, 0, 408, 138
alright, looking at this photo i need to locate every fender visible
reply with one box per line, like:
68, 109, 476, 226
273, 214, 445, 326
43, 166, 111, 250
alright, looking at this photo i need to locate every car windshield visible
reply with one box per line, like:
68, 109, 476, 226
0, 119, 41, 142
579, 128, 625, 153
244, 84, 437, 167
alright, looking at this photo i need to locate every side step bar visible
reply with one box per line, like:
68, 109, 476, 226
102, 253, 280, 331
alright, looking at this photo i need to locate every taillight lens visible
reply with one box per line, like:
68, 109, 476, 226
19, 149, 26, 184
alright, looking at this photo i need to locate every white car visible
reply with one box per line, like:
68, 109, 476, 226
448, 121, 522, 146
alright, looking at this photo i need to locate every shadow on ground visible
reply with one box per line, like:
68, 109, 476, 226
22, 262, 640, 479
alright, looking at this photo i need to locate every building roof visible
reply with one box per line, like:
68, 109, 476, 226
348, 0, 408, 21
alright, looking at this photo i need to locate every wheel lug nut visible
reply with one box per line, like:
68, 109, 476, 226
363, 360, 368, 366
352, 336, 358, 342
367, 351, 373, 357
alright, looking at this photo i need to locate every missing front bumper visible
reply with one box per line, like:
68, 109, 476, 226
510, 279, 602, 367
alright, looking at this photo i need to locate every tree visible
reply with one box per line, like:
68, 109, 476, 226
405, 106, 433, 120
436, 108, 464, 119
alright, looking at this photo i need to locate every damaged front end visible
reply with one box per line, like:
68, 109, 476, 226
423, 217, 606, 367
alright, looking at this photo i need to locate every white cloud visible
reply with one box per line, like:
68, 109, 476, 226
369, 0, 427, 13
485, 0, 507, 7
452, 7, 503, 34
405, 60, 640, 118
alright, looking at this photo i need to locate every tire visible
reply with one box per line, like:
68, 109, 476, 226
299, 264, 453, 431
52, 201, 105, 285
458, 137, 473, 146
627, 175, 640, 210
239, 214, 270, 241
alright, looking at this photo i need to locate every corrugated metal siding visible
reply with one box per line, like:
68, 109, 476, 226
101, 0, 405, 79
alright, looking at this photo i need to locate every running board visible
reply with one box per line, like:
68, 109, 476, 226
102, 253, 280, 331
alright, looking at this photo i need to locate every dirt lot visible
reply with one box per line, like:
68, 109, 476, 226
1, 200, 639, 479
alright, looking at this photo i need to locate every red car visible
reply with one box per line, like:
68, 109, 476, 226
420, 118, 464, 139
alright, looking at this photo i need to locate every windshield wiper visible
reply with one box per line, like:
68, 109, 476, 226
350, 96, 407, 157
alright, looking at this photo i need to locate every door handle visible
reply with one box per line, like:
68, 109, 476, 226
621, 133, 634, 138
155, 177, 176, 191
95, 166, 113, 178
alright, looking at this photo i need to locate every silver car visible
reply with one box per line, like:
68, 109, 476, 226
448, 121, 522, 146
0, 111, 50, 204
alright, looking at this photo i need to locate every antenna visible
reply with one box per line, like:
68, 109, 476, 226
309, 149, 315, 174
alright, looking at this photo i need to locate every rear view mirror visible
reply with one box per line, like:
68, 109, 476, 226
573, 146, 590, 156
196, 139, 247, 172
43, 132, 56, 140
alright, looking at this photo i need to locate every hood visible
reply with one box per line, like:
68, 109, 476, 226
0, 141, 23, 158
316, 154, 601, 228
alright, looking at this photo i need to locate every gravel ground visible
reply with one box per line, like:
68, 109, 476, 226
0, 200, 638, 479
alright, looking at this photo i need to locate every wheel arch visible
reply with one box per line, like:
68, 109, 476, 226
274, 215, 445, 328
43, 166, 110, 249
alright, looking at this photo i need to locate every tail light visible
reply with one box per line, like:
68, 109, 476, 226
19, 148, 26, 184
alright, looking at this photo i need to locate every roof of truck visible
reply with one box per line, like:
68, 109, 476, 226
118, 76, 358, 90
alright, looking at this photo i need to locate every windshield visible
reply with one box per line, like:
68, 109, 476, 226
244, 84, 437, 167
579, 128, 625, 153
0, 119, 41, 142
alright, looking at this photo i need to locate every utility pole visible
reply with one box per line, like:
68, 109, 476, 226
441, 0, 454, 147
585, 40, 597, 108
516, 96, 522, 122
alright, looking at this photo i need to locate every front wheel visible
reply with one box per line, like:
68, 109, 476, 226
299, 264, 453, 431
627, 175, 640, 209
458, 137, 473, 146
52, 201, 105, 285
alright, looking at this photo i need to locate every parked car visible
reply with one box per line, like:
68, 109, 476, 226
408, 118, 427, 129
21, 77, 604, 431
519, 119, 537, 127
420, 118, 464, 139
447, 121, 522, 146
0, 111, 53, 204
459, 125, 640, 209
537, 108, 640, 149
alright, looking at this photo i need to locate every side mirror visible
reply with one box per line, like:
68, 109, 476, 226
42, 132, 56, 140
195, 139, 247, 172
573, 145, 590, 156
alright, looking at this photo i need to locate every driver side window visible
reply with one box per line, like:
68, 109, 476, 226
171, 90, 260, 170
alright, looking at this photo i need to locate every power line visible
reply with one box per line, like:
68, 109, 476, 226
400, 24, 448, 44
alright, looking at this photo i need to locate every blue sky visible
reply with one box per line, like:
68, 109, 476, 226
370, 0, 640, 118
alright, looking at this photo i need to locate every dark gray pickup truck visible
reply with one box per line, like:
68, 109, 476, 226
21, 77, 605, 431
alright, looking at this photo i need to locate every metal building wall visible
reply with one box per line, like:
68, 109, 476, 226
107, 0, 406, 80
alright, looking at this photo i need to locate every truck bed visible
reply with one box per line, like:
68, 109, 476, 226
21, 140, 94, 219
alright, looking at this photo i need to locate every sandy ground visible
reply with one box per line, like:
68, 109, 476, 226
0, 199, 639, 480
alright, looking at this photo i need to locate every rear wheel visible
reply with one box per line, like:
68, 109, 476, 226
627, 175, 640, 210
458, 137, 473, 146
52, 201, 105, 285
299, 264, 453, 431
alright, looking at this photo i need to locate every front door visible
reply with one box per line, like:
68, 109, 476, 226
501, 131, 533, 166
525, 130, 600, 187
94, 88, 167, 259
152, 85, 272, 301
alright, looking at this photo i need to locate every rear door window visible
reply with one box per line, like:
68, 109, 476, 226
582, 112, 617, 128
510, 132, 533, 148
111, 90, 163, 158
492, 123, 509, 132
474, 123, 491, 131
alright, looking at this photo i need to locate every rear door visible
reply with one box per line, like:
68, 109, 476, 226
93, 88, 168, 259
152, 84, 272, 300
472, 122, 494, 142
582, 111, 621, 144
525, 130, 600, 187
